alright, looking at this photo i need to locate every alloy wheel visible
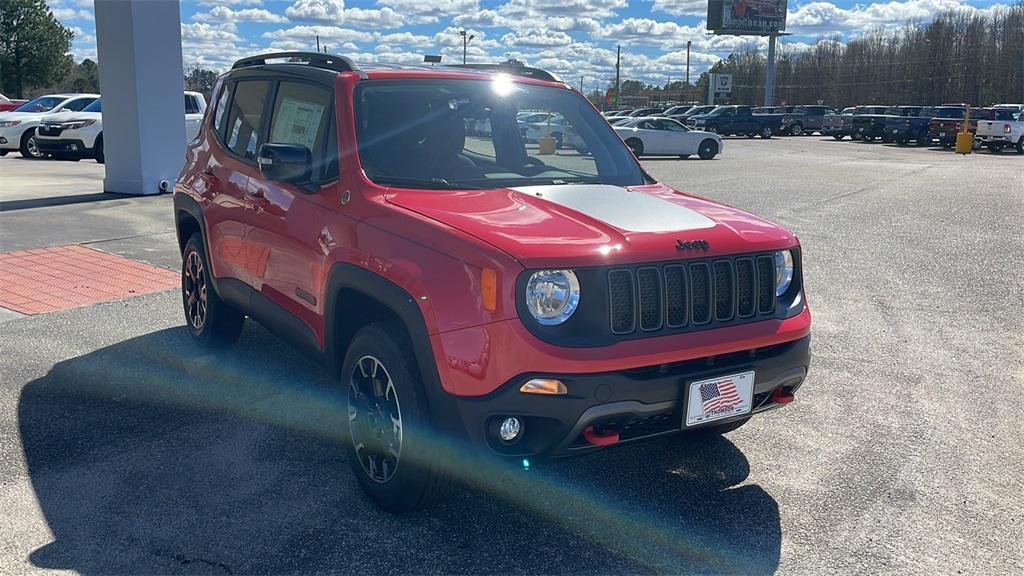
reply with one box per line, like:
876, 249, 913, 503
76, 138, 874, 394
349, 355, 403, 484
26, 136, 41, 158
183, 251, 207, 331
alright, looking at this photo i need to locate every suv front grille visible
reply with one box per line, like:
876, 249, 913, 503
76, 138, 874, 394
608, 254, 776, 336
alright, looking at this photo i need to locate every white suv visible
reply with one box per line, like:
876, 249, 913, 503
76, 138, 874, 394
35, 91, 207, 163
0, 93, 99, 158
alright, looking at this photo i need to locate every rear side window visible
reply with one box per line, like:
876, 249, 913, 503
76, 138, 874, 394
225, 80, 270, 160
267, 81, 334, 181
185, 94, 202, 114
213, 84, 231, 137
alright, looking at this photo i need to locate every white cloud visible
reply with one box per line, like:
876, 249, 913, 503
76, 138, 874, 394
652, 0, 707, 17
501, 29, 574, 48
788, 0, 983, 34
261, 24, 374, 45
285, 0, 346, 23
342, 7, 405, 29
50, 6, 94, 21
197, 0, 263, 5
194, 6, 288, 23
377, 0, 480, 24
182, 22, 242, 44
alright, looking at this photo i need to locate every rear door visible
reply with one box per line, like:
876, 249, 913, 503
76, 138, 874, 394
244, 80, 335, 338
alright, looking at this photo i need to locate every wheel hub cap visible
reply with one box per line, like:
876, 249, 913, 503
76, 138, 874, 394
183, 251, 207, 331
349, 355, 403, 484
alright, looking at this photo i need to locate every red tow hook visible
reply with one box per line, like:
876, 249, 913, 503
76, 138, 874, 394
771, 388, 795, 405
583, 426, 620, 446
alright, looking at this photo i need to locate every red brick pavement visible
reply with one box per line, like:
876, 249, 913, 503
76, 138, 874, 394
0, 245, 179, 315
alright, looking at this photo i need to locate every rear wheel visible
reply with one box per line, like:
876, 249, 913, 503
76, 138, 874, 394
181, 233, 244, 348
789, 123, 804, 136
343, 323, 451, 512
1016, 136, 1024, 154
832, 134, 844, 141
697, 139, 718, 160
625, 138, 644, 157
759, 126, 774, 139
988, 143, 1004, 153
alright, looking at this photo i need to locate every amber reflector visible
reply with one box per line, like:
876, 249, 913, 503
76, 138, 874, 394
519, 379, 567, 395
481, 268, 497, 312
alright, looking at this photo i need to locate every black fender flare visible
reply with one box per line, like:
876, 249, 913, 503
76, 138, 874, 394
323, 263, 464, 437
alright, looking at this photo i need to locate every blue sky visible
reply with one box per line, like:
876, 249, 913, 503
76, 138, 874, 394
48, 0, 1009, 86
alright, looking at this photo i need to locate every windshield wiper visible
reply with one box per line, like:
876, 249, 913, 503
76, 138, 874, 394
369, 176, 477, 190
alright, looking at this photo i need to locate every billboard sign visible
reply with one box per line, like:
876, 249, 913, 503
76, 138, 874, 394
713, 73, 732, 93
707, 0, 788, 35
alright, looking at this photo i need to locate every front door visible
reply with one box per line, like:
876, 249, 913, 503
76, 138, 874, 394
245, 80, 336, 341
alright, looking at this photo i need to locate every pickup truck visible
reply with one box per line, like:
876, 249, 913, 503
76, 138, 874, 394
975, 108, 1023, 153
0, 93, 27, 113
669, 105, 716, 124
884, 106, 954, 146
688, 105, 787, 138
928, 107, 986, 148
867, 106, 924, 142
847, 106, 890, 141
780, 105, 836, 136
822, 107, 855, 139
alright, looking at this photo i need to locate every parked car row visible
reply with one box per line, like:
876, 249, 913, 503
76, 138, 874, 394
0, 91, 207, 162
821, 103, 1024, 153
605, 104, 838, 138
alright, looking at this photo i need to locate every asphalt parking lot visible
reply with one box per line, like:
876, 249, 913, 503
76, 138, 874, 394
1, 138, 1022, 575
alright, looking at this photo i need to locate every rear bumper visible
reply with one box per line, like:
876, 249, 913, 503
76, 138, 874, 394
450, 335, 811, 460
977, 134, 1016, 144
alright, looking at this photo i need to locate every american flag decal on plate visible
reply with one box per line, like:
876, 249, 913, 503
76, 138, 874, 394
685, 371, 755, 427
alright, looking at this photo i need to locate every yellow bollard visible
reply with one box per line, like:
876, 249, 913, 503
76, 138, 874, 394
955, 107, 972, 155
538, 136, 556, 155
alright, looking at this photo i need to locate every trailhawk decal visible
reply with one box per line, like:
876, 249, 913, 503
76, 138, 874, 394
513, 184, 716, 233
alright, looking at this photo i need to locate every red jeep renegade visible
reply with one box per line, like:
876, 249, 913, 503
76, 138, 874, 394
174, 53, 811, 512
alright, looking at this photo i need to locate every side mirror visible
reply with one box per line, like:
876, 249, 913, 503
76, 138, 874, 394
257, 143, 311, 184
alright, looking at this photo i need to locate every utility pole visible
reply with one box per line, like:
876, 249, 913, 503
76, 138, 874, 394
686, 40, 691, 103
615, 44, 621, 109
316, 34, 320, 53
765, 34, 777, 107
580, 76, 584, 92
460, 30, 475, 65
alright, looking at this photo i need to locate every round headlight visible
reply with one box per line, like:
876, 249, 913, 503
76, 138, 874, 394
774, 250, 794, 296
525, 269, 580, 325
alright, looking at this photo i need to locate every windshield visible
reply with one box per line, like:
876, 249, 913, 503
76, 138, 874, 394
355, 78, 646, 189
934, 107, 965, 119
992, 109, 1015, 120
14, 96, 64, 113
84, 99, 101, 113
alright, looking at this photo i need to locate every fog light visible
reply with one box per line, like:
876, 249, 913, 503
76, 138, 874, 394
498, 417, 522, 442
520, 378, 567, 395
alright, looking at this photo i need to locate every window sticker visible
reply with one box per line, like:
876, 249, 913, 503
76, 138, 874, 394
272, 97, 326, 151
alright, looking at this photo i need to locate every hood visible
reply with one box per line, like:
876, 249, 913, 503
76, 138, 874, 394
0, 110, 74, 123
40, 111, 100, 123
386, 183, 796, 268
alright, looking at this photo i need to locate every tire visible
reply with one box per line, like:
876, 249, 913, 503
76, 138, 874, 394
343, 322, 451, 512
864, 135, 875, 142
941, 139, 953, 149
94, 135, 104, 164
181, 233, 244, 348
971, 138, 982, 151
851, 133, 862, 141
789, 123, 804, 136
832, 134, 844, 141
1016, 137, 1023, 154
988, 143, 1003, 154
625, 137, 644, 157
759, 126, 773, 139
697, 139, 718, 160
895, 137, 908, 145
0, 149, 8, 156
20, 130, 43, 159
688, 416, 751, 438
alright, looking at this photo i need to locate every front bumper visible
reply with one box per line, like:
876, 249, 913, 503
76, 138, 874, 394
36, 138, 92, 156
451, 335, 811, 460
0, 126, 21, 150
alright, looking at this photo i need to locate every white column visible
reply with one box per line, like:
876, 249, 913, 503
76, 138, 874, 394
94, 0, 185, 196
764, 34, 777, 107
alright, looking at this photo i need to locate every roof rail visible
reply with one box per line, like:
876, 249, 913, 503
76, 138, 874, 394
447, 63, 564, 84
232, 52, 366, 78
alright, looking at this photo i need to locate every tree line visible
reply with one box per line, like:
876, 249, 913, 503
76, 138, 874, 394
706, 4, 1024, 108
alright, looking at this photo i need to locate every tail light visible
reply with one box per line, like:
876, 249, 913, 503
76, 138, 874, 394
1005, 124, 1012, 134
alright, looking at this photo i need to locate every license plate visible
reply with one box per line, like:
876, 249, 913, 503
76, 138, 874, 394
940, 132, 946, 137
685, 371, 755, 427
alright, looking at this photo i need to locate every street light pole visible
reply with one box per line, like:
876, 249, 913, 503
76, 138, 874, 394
686, 40, 691, 102
460, 30, 475, 65
615, 44, 621, 109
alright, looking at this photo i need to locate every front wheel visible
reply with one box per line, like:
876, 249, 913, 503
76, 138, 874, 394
625, 138, 644, 157
697, 139, 718, 160
759, 126, 773, 139
832, 134, 844, 141
181, 233, 244, 348
20, 130, 43, 159
94, 135, 104, 164
343, 323, 451, 512
789, 123, 804, 136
